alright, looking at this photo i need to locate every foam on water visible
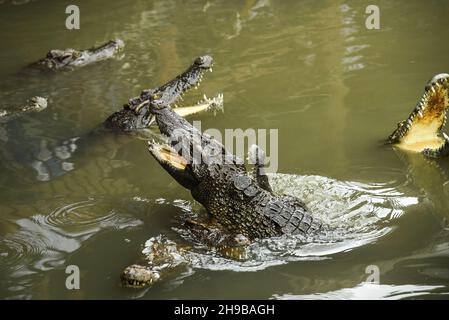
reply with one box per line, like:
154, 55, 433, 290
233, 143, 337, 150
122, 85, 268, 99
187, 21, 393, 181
142, 173, 417, 273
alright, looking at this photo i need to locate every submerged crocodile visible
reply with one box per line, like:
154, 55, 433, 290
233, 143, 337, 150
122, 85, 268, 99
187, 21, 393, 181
388, 73, 449, 158
0, 96, 47, 124
33, 39, 125, 71
0, 96, 48, 145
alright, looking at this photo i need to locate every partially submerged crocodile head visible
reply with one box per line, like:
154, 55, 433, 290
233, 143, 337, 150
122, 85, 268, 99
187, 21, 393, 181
36, 39, 124, 70
0, 96, 48, 124
121, 236, 187, 288
104, 55, 214, 131
388, 73, 449, 158
146, 79, 323, 240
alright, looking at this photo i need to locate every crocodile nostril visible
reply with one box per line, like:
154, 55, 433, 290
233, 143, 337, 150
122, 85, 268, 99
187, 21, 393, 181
194, 55, 213, 68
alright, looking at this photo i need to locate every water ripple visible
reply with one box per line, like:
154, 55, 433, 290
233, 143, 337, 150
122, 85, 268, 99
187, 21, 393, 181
0, 196, 143, 291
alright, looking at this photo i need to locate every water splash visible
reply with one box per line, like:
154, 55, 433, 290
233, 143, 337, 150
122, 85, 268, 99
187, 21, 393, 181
142, 173, 417, 273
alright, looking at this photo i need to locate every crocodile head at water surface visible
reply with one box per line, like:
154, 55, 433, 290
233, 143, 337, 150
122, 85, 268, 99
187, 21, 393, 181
35, 39, 125, 70
388, 73, 449, 158
104, 55, 216, 132
0, 96, 47, 124
146, 85, 324, 240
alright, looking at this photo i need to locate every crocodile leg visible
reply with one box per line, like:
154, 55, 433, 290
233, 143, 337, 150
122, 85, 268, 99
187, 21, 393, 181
248, 144, 273, 192
182, 218, 250, 261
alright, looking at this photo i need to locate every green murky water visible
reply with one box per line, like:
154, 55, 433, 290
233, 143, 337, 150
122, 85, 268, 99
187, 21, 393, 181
1, 0, 449, 299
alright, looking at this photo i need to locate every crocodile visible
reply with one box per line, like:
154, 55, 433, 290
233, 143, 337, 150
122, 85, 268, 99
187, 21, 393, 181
0, 96, 47, 124
121, 79, 324, 287
0, 96, 48, 145
146, 103, 323, 239
388, 73, 449, 158
33, 39, 125, 71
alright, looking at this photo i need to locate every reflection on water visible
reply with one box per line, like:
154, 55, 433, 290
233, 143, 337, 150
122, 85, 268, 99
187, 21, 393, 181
274, 283, 444, 300
1, 0, 449, 299
0, 196, 143, 298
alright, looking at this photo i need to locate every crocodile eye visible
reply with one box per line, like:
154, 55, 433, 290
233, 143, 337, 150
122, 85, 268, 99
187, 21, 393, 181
194, 57, 203, 65
152, 94, 161, 100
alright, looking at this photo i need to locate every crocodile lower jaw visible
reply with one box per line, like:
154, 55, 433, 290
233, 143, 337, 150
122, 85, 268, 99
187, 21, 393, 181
395, 138, 445, 152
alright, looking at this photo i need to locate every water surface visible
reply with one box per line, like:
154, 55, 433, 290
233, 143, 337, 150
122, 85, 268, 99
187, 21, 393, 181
1, 0, 449, 299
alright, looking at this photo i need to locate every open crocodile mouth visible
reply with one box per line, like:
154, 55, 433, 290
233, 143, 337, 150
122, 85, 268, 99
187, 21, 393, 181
125, 55, 218, 127
149, 56, 215, 110
388, 73, 449, 156
149, 142, 188, 170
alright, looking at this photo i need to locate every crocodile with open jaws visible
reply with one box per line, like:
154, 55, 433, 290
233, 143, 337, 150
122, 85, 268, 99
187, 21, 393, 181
32, 39, 125, 71
388, 73, 449, 158
121, 66, 324, 287
103, 55, 218, 131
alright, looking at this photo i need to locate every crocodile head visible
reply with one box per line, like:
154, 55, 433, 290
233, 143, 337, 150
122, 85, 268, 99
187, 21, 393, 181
0, 96, 48, 124
388, 73, 449, 158
20, 96, 48, 113
37, 39, 124, 70
121, 264, 160, 288
121, 236, 186, 288
104, 55, 214, 131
